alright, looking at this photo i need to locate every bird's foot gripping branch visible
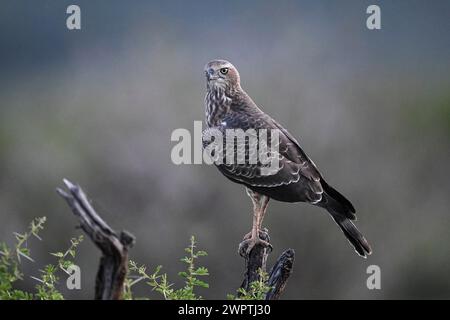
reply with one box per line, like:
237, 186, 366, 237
238, 228, 295, 300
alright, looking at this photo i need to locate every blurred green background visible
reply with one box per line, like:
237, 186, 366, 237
0, 0, 449, 299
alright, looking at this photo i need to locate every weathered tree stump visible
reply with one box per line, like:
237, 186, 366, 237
57, 179, 135, 300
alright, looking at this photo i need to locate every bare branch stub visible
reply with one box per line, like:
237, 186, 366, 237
57, 179, 135, 300
238, 229, 295, 300
265, 248, 295, 300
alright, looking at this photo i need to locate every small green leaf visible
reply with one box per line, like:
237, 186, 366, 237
51, 252, 64, 258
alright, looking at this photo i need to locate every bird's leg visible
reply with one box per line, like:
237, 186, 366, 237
240, 189, 271, 256
250, 201, 261, 240
243, 195, 270, 239
242, 188, 261, 240
258, 195, 270, 229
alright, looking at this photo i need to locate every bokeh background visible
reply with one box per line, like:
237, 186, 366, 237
1, 0, 449, 299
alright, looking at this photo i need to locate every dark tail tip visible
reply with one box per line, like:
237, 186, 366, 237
333, 216, 372, 258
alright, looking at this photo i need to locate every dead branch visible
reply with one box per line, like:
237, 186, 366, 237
57, 179, 135, 300
265, 248, 295, 300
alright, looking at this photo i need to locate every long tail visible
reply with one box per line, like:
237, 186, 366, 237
319, 180, 372, 257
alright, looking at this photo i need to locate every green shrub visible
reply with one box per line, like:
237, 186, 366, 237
0, 218, 270, 300
125, 236, 209, 300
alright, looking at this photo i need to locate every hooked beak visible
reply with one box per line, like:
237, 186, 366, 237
206, 68, 218, 81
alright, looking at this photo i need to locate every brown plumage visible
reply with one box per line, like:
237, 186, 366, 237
202, 59, 371, 257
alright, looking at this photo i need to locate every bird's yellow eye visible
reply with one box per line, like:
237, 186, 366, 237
220, 68, 229, 75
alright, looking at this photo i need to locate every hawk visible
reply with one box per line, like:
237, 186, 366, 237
202, 59, 371, 257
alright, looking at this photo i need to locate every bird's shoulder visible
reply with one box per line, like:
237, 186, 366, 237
226, 93, 321, 179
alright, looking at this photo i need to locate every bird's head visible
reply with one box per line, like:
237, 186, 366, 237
204, 59, 240, 92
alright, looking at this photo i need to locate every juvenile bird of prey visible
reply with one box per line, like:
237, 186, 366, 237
202, 59, 372, 257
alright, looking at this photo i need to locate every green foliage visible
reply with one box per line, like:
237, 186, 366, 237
0, 217, 84, 300
126, 236, 209, 300
0, 217, 46, 300
227, 269, 272, 300
33, 264, 64, 300
176, 236, 209, 299
1, 218, 269, 300
50, 235, 84, 273
32, 235, 84, 300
